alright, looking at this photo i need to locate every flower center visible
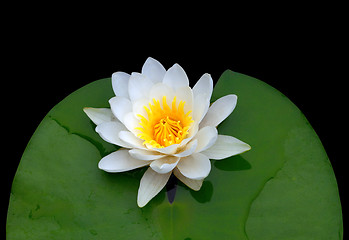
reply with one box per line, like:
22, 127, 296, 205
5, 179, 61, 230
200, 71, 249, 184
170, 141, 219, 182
154, 116, 184, 146
136, 96, 193, 148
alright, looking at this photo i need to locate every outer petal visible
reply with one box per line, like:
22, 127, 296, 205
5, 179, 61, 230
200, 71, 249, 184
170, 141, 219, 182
112, 71, 130, 98
150, 156, 180, 174
83, 107, 114, 125
129, 149, 165, 161
137, 168, 171, 207
118, 131, 146, 149
193, 126, 218, 153
95, 122, 132, 148
163, 63, 189, 90
200, 94, 238, 128
141, 57, 166, 83
128, 72, 154, 102
109, 96, 132, 124
177, 153, 211, 180
201, 135, 251, 160
192, 73, 213, 100
98, 149, 149, 173
173, 168, 203, 191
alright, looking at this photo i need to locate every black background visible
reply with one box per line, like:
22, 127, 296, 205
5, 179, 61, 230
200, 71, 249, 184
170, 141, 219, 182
2, 8, 346, 238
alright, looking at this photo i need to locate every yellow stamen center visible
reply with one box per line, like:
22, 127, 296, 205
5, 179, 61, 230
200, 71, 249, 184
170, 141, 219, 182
136, 96, 194, 148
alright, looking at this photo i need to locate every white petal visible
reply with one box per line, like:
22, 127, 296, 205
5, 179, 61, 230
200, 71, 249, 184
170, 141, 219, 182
192, 73, 213, 100
192, 93, 210, 124
200, 94, 238, 128
112, 71, 130, 98
174, 86, 193, 114
177, 153, 211, 180
109, 96, 132, 124
83, 107, 114, 125
187, 121, 199, 139
123, 112, 142, 136
98, 149, 149, 173
201, 135, 251, 160
173, 168, 203, 191
150, 144, 179, 155
95, 122, 132, 148
118, 131, 146, 149
148, 82, 176, 107
137, 168, 171, 207
193, 126, 218, 153
179, 122, 199, 147
150, 156, 180, 174
141, 57, 166, 83
128, 72, 154, 102
129, 149, 165, 161
173, 139, 198, 157
163, 63, 189, 90
132, 98, 149, 120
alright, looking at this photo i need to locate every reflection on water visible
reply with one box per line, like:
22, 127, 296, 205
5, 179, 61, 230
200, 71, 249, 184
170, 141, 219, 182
166, 174, 178, 204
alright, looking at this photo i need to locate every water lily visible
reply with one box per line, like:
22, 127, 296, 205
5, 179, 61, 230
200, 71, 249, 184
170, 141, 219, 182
84, 57, 251, 207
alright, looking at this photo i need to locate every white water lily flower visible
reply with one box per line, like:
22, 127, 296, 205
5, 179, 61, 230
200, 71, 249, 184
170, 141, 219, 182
84, 57, 251, 207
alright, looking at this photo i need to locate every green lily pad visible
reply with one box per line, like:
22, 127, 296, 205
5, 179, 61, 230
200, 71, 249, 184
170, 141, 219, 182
7, 71, 342, 239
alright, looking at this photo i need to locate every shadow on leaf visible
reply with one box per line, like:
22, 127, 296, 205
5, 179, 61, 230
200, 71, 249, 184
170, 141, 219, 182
213, 155, 251, 171
189, 181, 213, 204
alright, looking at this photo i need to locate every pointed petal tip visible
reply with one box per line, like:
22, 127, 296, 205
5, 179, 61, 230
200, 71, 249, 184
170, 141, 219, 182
236, 143, 252, 156
162, 62, 189, 90
201, 135, 251, 160
227, 94, 238, 101
200, 94, 238, 128
191, 185, 202, 191
98, 159, 107, 172
98, 155, 118, 173
83, 107, 93, 114
239, 141, 252, 152
201, 72, 213, 81
145, 56, 157, 63
83, 107, 91, 115
173, 168, 203, 191
137, 198, 147, 208
83, 107, 114, 125
171, 63, 185, 71
244, 143, 252, 152
167, 63, 183, 72
137, 168, 171, 208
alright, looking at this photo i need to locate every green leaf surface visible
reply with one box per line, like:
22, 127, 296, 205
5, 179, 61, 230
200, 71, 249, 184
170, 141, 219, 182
7, 71, 342, 239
